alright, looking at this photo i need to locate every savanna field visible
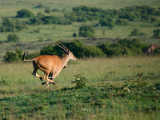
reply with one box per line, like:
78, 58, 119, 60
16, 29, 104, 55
0, 0, 160, 120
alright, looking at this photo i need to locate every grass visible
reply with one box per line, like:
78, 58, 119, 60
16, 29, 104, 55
0, 56, 160, 119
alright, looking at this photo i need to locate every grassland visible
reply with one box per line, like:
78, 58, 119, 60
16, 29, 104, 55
0, 56, 160, 119
0, 0, 160, 61
0, 0, 160, 119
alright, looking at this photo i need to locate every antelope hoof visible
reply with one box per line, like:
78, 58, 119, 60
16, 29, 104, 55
42, 82, 47, 85
40, 77, 43, 81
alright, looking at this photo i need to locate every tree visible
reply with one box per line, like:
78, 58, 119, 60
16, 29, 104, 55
6, 34, 19, 42
79, 25, 95, 37
16, 9, 34, 18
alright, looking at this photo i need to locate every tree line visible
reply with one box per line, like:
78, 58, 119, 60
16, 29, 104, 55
3, 39, 160, 62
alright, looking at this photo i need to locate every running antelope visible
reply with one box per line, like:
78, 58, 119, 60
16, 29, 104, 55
23, 44, 76, 86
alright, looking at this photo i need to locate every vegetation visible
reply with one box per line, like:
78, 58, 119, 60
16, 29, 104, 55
6, 33, 19, 43
3, 49, 23, 62
0, 0, 160, 119
0, 18, 26, 32
16, 9, 34, 18
78, 25, 95, 37
153, 29, 160, 39
0, 57, 160, 119
98, 39, 147, 56
40, 40, 105, 58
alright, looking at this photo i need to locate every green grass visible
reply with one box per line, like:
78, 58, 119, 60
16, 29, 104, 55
0, 56, 160, 119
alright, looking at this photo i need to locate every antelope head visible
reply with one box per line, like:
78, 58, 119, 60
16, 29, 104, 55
58, 43, 76, 61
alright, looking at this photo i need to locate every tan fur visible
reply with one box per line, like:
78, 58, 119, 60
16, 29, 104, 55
145, 44, 160, 55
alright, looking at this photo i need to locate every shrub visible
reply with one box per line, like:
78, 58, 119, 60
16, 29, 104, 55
40, 40, 105, 58
98, 38, 147, 57
3, 49, 23, 62
72, 74, 87, 89
6, 34, 19, 42
79, 25, 95, 37
16, 9, 34, 18
83, 45, 105, 57
24, 52, 39, 59
45, 8, 51, 13
115, 19, 127, 25
153, 29, 160, 39
41, 16, 59, 24
73, 33, 77, 37
99, 17, 114, 28
28, 17, 42, 25
0, 18, 26, 32
130, 28, 140, 36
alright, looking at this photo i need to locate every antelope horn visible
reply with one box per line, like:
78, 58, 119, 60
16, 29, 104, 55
59, 43, 69, 51
57, 44, 69, 53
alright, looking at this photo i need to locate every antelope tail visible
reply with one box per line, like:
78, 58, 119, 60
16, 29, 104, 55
23, 52, 35, 62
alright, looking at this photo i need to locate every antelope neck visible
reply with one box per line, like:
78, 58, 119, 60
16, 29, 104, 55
61, 54, 70, 68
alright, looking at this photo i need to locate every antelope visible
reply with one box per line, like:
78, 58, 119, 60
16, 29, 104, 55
23, 44, 76, 86
145, 44, 160, 55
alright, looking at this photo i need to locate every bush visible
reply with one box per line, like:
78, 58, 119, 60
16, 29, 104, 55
79, 25, 95, 37
3, 49, 23, 62
45, 8, 51, 13
0, 18, 26, 32
99, 17, 114, 28
41, 16, 59, 24
73, 33, 77, 37
130, 28, 140, 36
24, 52, 39, 59
83, 45, 105, 57
6, 34, 19, 42
40, 40, 105, 58
115, 19, 127, 25
72, 74, 87, 89
28, 17, 42, 25
16, 9, 34, 18
98, 38, 147, 57
153, 29, 160, 39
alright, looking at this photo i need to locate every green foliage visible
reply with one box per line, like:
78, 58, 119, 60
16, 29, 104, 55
66, 5, 160, 24
72, 74, 87, 88
0, 18, 26, 32
3, 49, 23, 62
152, 29, 160, 39
73, 33, 77, 37
40, 39, 148, 58
41, 16, 59, 24
99, 17, 114, 28
40, 40, 105, 58
98, 38, 148, 56
6, 33, 19, 42
44, 8, 51, 13
28, 17, 42, 25
16, 9, 34, 18
24, 52, 39, 59
115, 19, 127, 25
83, 45, 105, 57
79, 25, 95, 37
130, 28, 140, 36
